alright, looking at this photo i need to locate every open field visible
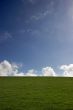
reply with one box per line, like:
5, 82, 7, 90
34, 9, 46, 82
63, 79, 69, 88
0, 77, 73, 110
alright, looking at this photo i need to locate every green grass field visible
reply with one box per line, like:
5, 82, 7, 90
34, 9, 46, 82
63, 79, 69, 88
0, 77, 73, 110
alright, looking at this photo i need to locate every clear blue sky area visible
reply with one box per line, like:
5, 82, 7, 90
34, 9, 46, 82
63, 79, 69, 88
0, 0, 73, 72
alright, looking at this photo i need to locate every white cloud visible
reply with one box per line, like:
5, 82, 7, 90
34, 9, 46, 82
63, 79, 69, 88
60, 64, 73, 77
42, 67, 56, 76
0, 60, 18, 76
25, 69, 37, 76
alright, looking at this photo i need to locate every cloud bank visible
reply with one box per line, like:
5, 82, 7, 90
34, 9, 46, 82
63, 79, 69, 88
0, 60, 73, 77
60, 64, 73, 77
0, 60, 37, 76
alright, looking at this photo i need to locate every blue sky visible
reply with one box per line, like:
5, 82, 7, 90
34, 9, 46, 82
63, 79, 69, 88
0, 0, 73, 76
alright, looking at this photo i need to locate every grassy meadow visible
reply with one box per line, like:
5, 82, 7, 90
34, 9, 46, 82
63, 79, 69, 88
0, 77, 73, 110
